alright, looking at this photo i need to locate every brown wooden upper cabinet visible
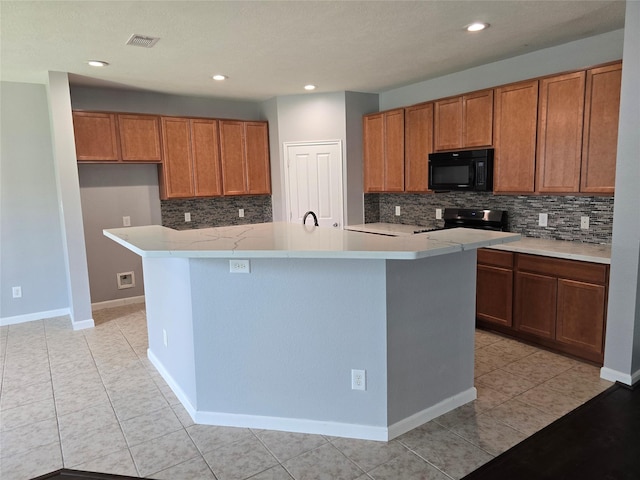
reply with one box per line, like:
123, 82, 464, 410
536, 63, 621, 194
434, 89, 493, 151
159, 117, 222, 199
536, 71, 586, 193
363, 109, 405, 193
581, 62, 622, 194
404, 102, 434, 192
219, 120, 271, 195
73, 111, 162, 163
493, 80, 539, 193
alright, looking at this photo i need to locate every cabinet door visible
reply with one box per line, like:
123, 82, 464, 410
434, 97, 462, 151
363, 113, 385, 192
404, 103, 433, 192
514, 271, 557, 339
477, 265, 513, 327
581, 62, 622, 194
72, 111, 119, 161
536, 72, 585, 193
556, 279, 606, 358
118, 114, 162, 162
245, 122, 271, 194
161, 117, 194, 198
384, 109, 405, 192
493, 80, 538, 193
463, 90, 493, 148
191, 119, 222, 197
220, 120, 248, 195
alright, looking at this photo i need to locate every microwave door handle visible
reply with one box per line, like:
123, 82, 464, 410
465, 165, 475, 188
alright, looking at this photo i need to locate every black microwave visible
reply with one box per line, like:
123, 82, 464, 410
428, 149, 494, 191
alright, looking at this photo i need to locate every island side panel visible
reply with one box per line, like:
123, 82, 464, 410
386, 249, 477, 427
142, 257, 197, 409
188, 257, 389, 433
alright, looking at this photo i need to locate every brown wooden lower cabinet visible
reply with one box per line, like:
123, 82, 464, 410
514, 271, 557, 339
476, 250, 514, 327
476, 249, 609, 364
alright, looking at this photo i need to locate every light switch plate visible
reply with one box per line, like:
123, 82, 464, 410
538, 213, 548, 227
435, 208, 442, 220
581, 216, 590, 230
395, 206, 401, 216
185, 212, 191, 222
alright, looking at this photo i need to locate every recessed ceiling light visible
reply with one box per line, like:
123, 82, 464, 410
466, 22, 489, 32
88, 60, 109, 67
304, 84, 316, 91
212, 74, 227, 81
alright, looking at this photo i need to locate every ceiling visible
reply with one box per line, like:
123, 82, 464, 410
0, 1, 626, 102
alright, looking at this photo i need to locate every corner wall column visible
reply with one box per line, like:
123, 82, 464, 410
46, 71, 94, 329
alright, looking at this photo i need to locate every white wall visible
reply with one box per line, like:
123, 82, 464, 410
603, 1, 640, 385
380, 29, 624, 110
0, 82, 69, 322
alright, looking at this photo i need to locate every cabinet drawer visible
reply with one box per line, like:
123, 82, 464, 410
477, 249, 514, 268
516, 254, 608, 284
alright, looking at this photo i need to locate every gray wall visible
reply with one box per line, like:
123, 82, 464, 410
71, 86, 263, 120
345, 92, 379, 226
78, 164, 161, 303
604, 1, 640, 383
0, 82, 68, 321
265, 91, 376, 225
380, 29, 624, 110
71, 86, 267, 304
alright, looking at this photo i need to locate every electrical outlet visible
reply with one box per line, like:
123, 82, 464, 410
229, 259, 250, 273
395, 206, 401, 216
538, 213, 548, 227
239, 208, 245, 218
12, 286, 22, 298
581, 216, 590, 230
122, 216, 131, 227
185, 212, 191, 222
163, 329, 168, 347
435, 208, 443, 220
351, 369, 366, 391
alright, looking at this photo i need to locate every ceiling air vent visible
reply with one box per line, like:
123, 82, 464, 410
126, 34, 160, 48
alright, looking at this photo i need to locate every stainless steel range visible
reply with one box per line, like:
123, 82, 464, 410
345, 208, 508, 236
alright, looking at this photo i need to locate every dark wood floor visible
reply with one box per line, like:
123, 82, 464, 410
462, 382, 640, 480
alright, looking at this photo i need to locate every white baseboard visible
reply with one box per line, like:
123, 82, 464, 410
194, 409, 389, 441
147, 348, 197, 421
0, 308, 70, 327
387, 387, 477, 440
600, 366, 640, 386
91, 295, 145, 311
146, 347, 475, 441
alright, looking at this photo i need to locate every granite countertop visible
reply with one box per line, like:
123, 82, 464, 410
487, 237, 611, 264
345, 223, 611, 264
104, 222, 520, 260
344, 222, 426, 236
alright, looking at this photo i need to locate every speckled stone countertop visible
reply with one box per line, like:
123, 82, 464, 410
487, 237, 611, 264
104, 222, 520, 260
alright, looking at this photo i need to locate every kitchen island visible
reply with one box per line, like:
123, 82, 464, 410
104, 222, 519, 441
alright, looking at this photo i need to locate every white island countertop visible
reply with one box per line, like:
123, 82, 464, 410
104, 222, 520, 260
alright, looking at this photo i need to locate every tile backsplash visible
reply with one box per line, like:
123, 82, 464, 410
367, 192, 614, 244
161, 195, 272, 230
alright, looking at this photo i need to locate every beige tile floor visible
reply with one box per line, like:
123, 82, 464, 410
0, 303, 613, 480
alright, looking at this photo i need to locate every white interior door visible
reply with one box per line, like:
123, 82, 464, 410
284, 141, 343, 228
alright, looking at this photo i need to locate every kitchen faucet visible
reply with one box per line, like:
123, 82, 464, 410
303, 211, 319, 227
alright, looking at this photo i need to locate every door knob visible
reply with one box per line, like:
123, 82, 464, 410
333, 223, 339, 227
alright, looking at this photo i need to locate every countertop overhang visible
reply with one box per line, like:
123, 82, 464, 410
103, 222, 521, 260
